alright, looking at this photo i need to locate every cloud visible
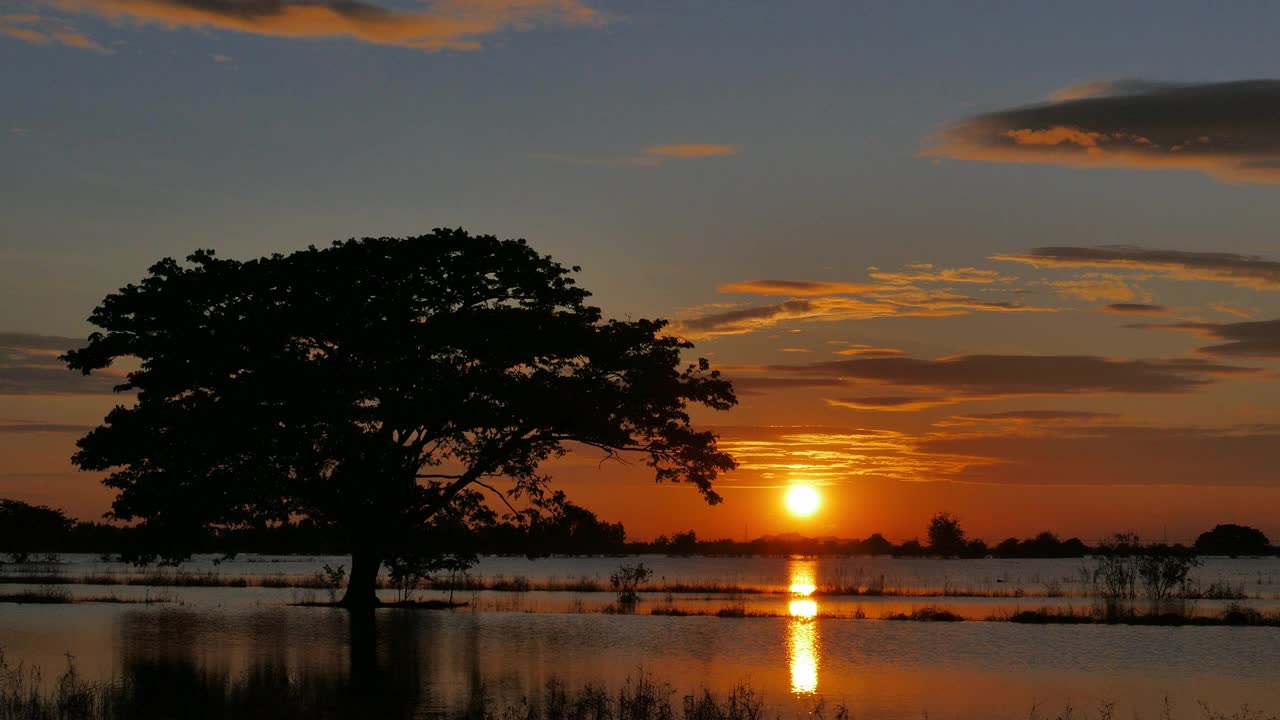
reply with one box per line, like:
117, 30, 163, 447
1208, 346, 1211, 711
641, 144, 736, 159
764, 354, 1254, 398
51, 0, 600, 51
1210, 302, 1256, 319
926, 79, 1280, 183
674, 298, 899, 338
1100, 303, 1167, 315
712, 425, 988, 484
0, 332, 120, 396
994, 245, 1280, 291
727, 376, 846, 396
535, 141, 736, 168
1136, 318, 1280, 358
718, 280, 879, 296
921, 424, 1280, 486
1048, 79, 1184, 102
713, 421, 1280, 488
0, 14, 112, 52
0, 420, 94, 433
833, 345, 903, 357
1041, 273, 1150, 303
679, 263, 1056, 338
943, 410, 1122, 425
825, 396, 957, 412
867, 264, 1016, 286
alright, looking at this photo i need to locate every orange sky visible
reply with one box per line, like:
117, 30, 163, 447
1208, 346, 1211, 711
4, 5, 1280, 546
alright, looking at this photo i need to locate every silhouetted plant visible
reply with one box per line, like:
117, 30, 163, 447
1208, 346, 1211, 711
1194, 524, 1271, 557
317, 563, 346, 604
1091, 533, 1141, 601
1136, 545, 1200, 600
0, 499, 72, 564
926, 512, 967, 557
63, 230, 737, 608
610, 562, 653, 604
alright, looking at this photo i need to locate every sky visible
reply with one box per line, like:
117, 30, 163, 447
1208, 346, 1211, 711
4, 1, 1280, 544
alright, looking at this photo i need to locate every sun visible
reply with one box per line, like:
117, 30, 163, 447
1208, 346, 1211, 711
784, 485, 821, 517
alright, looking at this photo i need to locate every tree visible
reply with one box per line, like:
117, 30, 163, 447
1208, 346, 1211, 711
926, 511, 967, 557
0, 499, 73, 563
63, 230, 737, 607
1194, 524, 1271, 557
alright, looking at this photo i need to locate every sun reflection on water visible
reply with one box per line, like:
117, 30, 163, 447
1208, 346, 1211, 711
786, 558, 819, 695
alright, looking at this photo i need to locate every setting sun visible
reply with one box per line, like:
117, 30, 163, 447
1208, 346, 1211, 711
785, 485, 821, 517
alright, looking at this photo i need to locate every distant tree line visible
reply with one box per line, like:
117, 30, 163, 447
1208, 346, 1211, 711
0, 499, 1273, 563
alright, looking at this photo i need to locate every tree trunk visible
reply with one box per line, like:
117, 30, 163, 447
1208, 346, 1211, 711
341, 548, 382, 608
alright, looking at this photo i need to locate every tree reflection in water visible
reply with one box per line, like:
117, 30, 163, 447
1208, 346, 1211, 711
787, 558, 820, 695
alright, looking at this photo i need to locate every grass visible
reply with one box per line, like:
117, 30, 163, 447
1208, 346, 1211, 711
993, 603, 1280, 627
0, 587, 174, 605
883, 606, 964, 622
1, 653, 1275, 720
0, 570, 1171, 599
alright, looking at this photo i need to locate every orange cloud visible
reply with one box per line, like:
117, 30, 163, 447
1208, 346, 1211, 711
0, 14, 112, 52
718, 279, 879, 296
925, 80, 1280, 184
1041, 273, 1150, 303
833, 345, 904, 357
534, 141, 736, 168
52, 0, 600, 51
712, 425, 988, 484
642, 144, 736, 159
868, 264, 1015, 285
825, 396, 959, 412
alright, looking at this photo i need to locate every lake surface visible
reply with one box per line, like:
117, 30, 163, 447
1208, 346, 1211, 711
2, 555, 1277, 718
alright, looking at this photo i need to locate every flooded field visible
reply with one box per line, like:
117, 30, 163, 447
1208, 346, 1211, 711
1, 555, 1277, 717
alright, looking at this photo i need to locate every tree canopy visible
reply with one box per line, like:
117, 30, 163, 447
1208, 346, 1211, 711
64, 230, 737, 606
0, 499, 73, 563
1194, 524, 1271, 557
926, 511, 967, 557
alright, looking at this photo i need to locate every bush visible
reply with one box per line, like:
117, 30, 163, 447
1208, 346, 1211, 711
609, 563, 653, 605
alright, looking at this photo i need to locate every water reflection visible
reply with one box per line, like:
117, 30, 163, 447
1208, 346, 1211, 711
786, 558, 820, 695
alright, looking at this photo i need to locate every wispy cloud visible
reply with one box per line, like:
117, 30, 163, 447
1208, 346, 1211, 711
1040, 273, 1150, 303
678, 263, 1056, 339
0, 332, 121, 396
1100, 303, 1168, 315
0, 13, 112, 52
921, 424, 1280, 486
641, 143, 736, 159
50, 0, 601, 51
1133, 318, 1280, 358
534, 142, 736, 168
727, 353, 1255, 409
925, 79, 1280, 183
0, 419, 94, 433
941, 410, 1122, 426
994, 245, 1280, 291
718, 280, 878, 296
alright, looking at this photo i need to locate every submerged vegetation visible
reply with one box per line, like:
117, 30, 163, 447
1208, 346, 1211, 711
0, 654, 1273, 720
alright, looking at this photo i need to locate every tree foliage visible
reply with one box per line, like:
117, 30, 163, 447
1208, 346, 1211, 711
926, 511, 967, 557
0, 499, 73, 563
63, 230, 737, 605
1194, 524, 1271, 557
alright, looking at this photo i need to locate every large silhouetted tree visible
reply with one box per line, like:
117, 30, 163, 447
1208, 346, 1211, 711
64, 230, 737, 607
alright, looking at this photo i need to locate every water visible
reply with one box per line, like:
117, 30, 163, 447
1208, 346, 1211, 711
2, 555, 1277, 718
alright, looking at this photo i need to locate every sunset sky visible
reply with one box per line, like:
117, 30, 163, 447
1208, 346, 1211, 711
4, 1, 1280, 544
